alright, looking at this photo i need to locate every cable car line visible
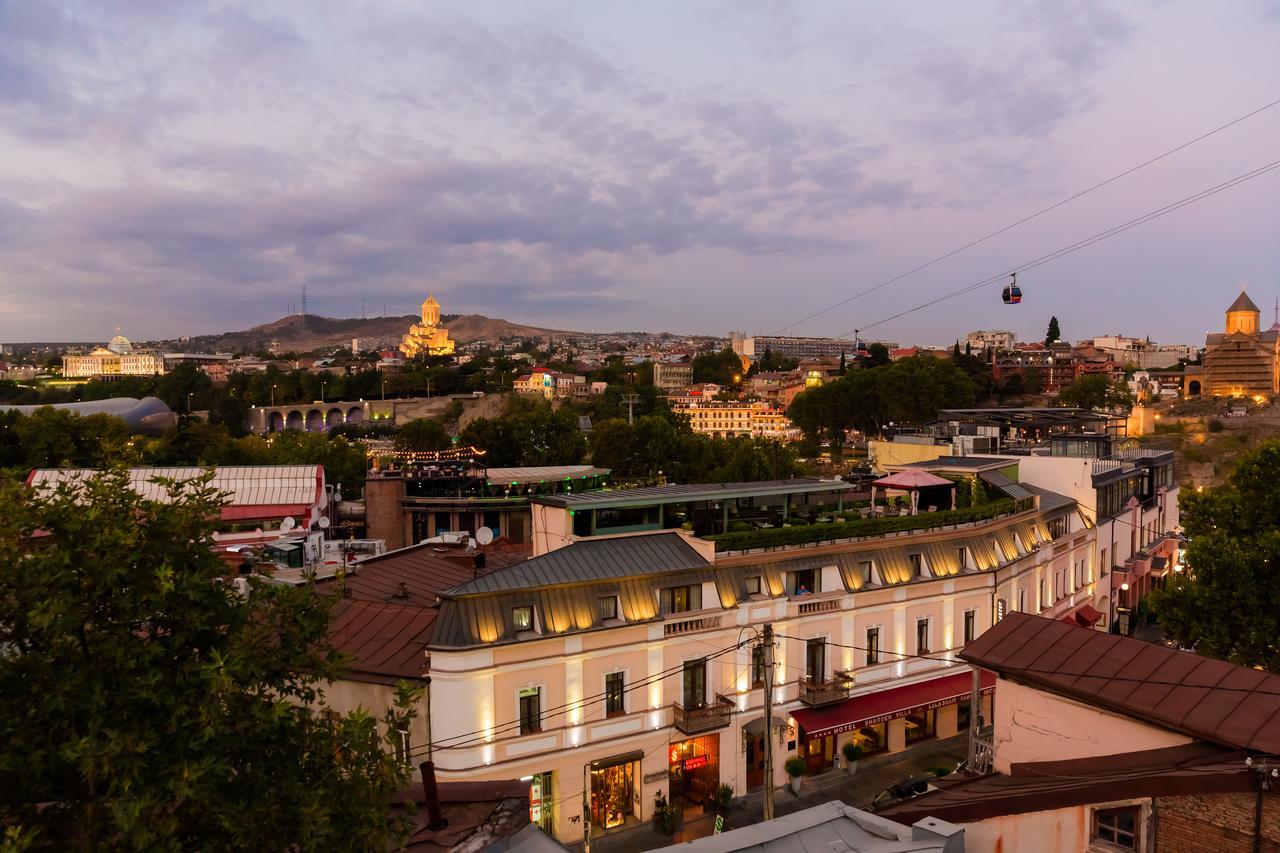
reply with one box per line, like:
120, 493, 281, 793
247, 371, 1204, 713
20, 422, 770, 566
845, 156, 1280, 335
770, 95, 1280, 336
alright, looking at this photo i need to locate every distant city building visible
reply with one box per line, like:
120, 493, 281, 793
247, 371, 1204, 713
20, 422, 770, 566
62, 331, 166, 379
652, 361, 693, 390
965, 329, 1018, 351
163, 352, 232, 371
1081, 335, 1193, 369
513, 368, 605, 400
671, 400, 798, 439
399, 294, 456, 358
731, 333, 858, 362
1188, 289, 1280, 399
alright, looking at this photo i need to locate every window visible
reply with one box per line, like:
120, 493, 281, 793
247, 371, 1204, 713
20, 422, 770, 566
1055, 568, 1067, 601
751, 645, 766, 688
745, 575, 762, 595
858, 561, 873, 585
1075, 558, 1086, 588
805, 638, 826, 682
682, 660, 706, 708
1017, 588, 1026, 613
1039, 577, 1048, 609
597, 595, 618, 621
866, 627, 880, 666
605, 672, 625, 717
1047, 516, 1068, 539
513, 605, 533, 631
956, 547, 968, 570
659, 584, 701, 615
1100, 547, 1109, 574
790, 568, 816, 595
519, 687, 541, 735
963, 609, 977, 644
908, 553, 923, 578
916, 618, 930, 654
392, 725, 411, 767
1092, 806, 1139, 849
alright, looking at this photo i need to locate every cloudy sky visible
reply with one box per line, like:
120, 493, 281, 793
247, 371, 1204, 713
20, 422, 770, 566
2, 1, 1279, 346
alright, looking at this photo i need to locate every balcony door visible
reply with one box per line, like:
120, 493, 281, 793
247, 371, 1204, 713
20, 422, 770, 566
805, 639, 826, 683
682, 661, 706, 709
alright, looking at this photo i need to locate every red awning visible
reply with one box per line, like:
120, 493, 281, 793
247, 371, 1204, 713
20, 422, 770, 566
790, 670, 996, 739
1074, 604, 1102, 627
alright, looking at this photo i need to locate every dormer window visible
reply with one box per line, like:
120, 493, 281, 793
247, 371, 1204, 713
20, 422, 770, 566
788, 568, 817, 596
858, 561, 873, 585
908, 553, 923, 578
660, 584, 701, 615
597, 595, 619, 621
745, 575, 762, 595
513, 605, 534, 631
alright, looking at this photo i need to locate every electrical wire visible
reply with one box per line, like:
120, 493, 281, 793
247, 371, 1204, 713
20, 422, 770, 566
843, 158, 1280, 336
408, 638, 748, 757
772, 95, 1280, 336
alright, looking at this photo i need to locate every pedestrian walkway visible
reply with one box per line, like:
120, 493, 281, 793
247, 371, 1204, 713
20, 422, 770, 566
566, 736, 968, 853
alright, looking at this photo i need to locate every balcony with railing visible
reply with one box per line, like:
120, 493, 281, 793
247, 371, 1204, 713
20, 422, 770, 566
672, 694, 734, 735
798, 671, 854, 707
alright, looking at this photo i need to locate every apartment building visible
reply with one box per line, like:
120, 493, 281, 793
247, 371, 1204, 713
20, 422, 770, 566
513, 368, 606, 401
965, 330, 1017, 352
653, 362, 694, 390
671, 400, 797, 439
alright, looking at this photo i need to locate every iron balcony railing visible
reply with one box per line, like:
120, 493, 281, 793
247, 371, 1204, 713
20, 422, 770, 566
798, 671, 854, 707
672, 695, 734, 735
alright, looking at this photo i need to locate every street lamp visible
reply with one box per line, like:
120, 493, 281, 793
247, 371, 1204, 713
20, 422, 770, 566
271, 384, 278, 407
381, 376, 386, 401
186, 392, 193, 413
321, 381, 326, 403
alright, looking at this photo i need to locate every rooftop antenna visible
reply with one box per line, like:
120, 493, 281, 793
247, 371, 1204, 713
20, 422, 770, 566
301, 285, 307, 317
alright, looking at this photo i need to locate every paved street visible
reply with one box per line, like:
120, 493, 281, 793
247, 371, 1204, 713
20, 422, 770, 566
568, 735, 968, 853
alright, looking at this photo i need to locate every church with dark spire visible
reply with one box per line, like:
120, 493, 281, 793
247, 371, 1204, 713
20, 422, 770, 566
1187, 289, 1280, 400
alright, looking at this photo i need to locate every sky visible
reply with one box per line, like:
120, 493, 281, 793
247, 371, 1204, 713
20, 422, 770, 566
1, 1, 1279, 347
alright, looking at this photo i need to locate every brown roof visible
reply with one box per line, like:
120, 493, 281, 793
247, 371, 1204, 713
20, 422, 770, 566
961, 612, 1280, 753
392, 778, 530, 850
879, 742, 1253, 825
1227, 290, 1261, 313
328, 599, 435, 684
329, 541, 528, 606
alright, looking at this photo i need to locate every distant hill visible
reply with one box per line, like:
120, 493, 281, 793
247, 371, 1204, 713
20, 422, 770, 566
173, 313, 569, 354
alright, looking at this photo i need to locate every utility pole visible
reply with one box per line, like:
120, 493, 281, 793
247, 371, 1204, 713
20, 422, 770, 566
622, 393, 639, 425
582, 761, 592, 853
762, 623, 776, 821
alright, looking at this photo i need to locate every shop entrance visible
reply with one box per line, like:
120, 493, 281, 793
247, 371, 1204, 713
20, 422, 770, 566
746, 732, 765, 790
528, 772, 554, 835
669, 735, 720, 815
590, 753, 640, 831
798, 726, 835, 774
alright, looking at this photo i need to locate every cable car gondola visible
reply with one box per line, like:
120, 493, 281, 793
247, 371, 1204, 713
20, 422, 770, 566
1002, 273, 1022, 305
854, 329, 869, 353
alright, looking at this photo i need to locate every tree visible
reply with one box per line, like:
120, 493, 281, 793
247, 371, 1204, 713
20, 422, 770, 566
1045, 316, 1061, 347
0, 468, 414, 849
863, 343, 890, 368
393, 417, 451, 452
1151, 440, 1280, 671
691, 347, 742, 386
1058, 375, 1132, 411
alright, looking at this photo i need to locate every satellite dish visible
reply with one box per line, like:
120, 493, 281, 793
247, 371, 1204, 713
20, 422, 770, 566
318, 516, 330, 529
281, 517, 297, 532
475, 527, 495, 546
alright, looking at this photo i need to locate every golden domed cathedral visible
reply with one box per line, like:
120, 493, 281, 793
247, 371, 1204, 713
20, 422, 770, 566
1189, 289, 1280, 400
399, 294, 456, 358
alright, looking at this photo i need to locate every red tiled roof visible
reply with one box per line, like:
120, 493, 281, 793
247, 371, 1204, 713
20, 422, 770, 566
879, 742, 1252, 825
961, 613, 1280, 754
328, 599, 435, 684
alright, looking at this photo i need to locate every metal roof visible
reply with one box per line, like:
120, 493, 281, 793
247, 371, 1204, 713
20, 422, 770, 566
901, 456, 1016, 472
327, 599, 435, 684
961, 613, 1280, 754
326, 541, 529, 605
1227, 290, 1261, 313
1021, 484, 1077, 515
28, 465, 323, 508
484, 465, 610, 486
937, 408, 1121, 427
532, 479, 850, 510
672, 801, 956, 853
977, 469, 1035, 501
441, 532, 708, 595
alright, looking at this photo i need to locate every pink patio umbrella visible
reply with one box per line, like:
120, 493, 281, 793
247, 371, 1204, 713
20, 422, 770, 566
872, 470, 956, 515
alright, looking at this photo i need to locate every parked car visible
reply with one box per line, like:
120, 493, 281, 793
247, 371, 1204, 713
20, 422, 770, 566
867, 772, 939, 812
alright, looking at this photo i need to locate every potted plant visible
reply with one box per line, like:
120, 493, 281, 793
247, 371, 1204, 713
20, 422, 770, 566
841, 742, 863, 774
652, 792, 677, 836
713, 783, 734, 820
784, 756, 806, 795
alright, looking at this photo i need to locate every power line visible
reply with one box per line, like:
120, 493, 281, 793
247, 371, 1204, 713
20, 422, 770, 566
845, 157, 1280, 336
410, 639, 748, 757
772, 95, 1280, 336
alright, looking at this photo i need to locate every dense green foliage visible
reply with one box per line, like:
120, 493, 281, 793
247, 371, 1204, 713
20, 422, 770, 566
459, 398, 587, 467
589, 416, 799, 483
706, 500, 1018, 552
691, 347, 743, 386
1151, 440, 1280, 671
786, 355, 977, 449
1057, 374, 1133, 411
1045, 316, 1061, 346
0, 469, 415, 850
393, 417, 452, 452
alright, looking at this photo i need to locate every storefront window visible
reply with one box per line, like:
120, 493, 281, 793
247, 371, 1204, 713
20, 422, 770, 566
850, 723, 886, 755
669, 736, 720, 814
529, 772, 554, 834
591, 759, 636, 829
904, 709, 937, 744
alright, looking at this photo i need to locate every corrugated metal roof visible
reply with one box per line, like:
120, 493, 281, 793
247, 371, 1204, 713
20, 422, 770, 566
28, 465, 323, 507
326, 541, 529, 605
962, 613, 1280, 754
1023, 484, 1077, 515
531, 479, 850, 509
484, 465, 610, 486
441, 532, 708, 595
978, 469, 1035, 501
